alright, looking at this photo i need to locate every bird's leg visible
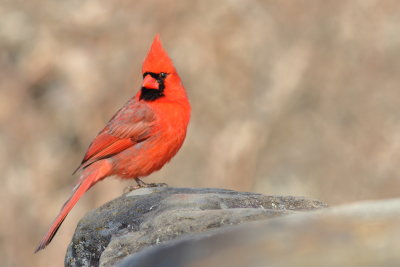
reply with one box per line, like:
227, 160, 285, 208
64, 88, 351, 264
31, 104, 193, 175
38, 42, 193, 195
124, 178, 168, 193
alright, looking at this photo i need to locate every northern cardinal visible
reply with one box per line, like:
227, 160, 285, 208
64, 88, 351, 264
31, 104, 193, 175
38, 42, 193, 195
35, 35, 190, 252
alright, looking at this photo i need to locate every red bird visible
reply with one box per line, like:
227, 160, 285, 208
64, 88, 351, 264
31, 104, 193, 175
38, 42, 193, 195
35, 35, 190, 252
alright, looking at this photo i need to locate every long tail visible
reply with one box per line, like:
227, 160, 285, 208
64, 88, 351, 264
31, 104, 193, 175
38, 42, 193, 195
35, 161, 112, 252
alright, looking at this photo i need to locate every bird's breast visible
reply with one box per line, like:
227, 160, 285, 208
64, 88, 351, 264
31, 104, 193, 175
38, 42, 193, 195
113, 99, 190, 178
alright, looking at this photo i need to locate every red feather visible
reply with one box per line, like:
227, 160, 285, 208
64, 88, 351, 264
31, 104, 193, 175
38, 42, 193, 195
74, 101, 156, 173
36, 34, 190, 252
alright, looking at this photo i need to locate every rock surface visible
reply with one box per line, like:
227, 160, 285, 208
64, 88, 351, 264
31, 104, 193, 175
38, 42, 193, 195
120, 198, 400, 267
65, 187, 327, 266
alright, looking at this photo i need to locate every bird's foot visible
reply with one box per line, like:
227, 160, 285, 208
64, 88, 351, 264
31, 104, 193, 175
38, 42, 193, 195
123, 185, 141, 193
140, 182, 168, 188
135, 178, 168, 188
124, 178, 168, 193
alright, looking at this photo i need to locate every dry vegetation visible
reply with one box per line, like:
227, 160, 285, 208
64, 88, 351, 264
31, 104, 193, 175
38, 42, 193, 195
1, 0, 400, 266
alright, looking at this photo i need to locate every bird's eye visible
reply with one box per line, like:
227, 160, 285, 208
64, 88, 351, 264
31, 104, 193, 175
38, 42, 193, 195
159, 72, 167, 79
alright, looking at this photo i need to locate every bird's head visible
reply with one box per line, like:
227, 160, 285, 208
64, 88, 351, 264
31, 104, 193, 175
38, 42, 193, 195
140, 35, 181, 101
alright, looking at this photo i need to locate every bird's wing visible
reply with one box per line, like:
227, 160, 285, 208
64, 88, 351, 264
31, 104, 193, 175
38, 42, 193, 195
74, 100, 156, 173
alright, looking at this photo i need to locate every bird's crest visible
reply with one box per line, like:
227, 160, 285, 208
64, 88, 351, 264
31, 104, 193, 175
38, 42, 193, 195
142, 34, 176, 74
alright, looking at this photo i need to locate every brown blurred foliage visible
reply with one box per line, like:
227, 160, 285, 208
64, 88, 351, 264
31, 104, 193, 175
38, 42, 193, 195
1, 0, 400, 266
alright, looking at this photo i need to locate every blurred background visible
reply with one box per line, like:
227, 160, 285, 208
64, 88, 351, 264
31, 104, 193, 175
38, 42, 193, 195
1, 0, 400, 266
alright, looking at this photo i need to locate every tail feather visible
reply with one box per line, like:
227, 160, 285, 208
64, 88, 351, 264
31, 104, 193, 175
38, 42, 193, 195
35, 162, 111, 253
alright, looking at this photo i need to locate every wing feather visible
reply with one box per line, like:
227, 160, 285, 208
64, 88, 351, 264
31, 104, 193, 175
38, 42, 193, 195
73, 100, 155, 173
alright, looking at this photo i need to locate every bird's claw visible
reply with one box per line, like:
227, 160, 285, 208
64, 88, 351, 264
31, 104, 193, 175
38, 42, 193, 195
138, 182, 168, 188
124, 179, 168, 193
150, 182, 168, 187
123, 185, 142, 193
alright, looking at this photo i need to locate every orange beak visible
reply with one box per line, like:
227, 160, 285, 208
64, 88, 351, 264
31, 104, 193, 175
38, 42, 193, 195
142, 75, 159, 89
